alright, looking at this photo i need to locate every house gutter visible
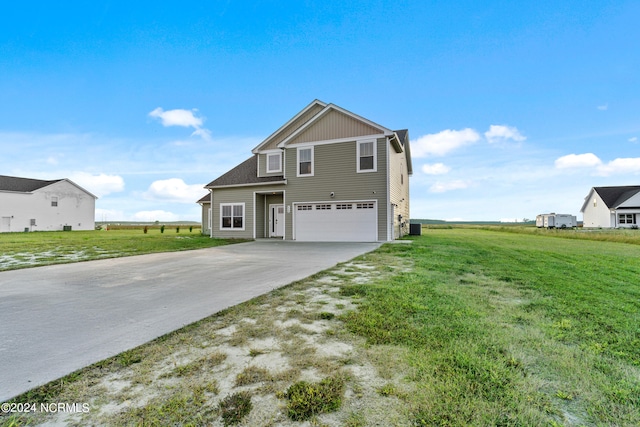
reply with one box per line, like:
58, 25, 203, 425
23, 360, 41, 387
206, 180, 287, 190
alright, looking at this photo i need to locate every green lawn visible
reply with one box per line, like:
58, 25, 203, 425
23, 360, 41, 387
0, 228, 239, 271
343, 228, 640, 425
2, 228, 639, 426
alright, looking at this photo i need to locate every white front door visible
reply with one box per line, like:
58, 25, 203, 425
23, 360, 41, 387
270, 204, 284, 237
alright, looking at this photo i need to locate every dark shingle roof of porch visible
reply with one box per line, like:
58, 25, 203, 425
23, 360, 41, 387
196, 193, 210, 203
205, 155, 284, 188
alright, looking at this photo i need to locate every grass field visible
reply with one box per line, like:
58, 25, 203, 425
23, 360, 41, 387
0, 228, 241, 271
2, 228, 639, 426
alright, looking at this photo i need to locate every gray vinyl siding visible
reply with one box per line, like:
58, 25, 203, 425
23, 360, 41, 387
389, 144, 410, 238
257, 152, 284, 178
200, 202, 211, 235
211, 184, 285, 239
284, 138, 388, 241
287, 110, 383, 145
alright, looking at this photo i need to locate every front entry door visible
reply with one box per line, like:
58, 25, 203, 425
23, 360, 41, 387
270, 205, 284, 237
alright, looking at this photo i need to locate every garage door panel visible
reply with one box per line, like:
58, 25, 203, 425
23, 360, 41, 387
295, 202, 377, 242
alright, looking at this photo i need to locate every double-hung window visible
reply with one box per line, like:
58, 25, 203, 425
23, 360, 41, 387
298, 147, 313, 176
357, 140, 376, 172
619, 213, 637, 225
221, 203, 244, 230
266, 152, 282, 173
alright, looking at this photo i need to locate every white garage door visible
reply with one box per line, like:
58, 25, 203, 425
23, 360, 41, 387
294, 201, 377, 242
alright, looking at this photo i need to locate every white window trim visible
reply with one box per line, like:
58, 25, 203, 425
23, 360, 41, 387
297, 146, 314, 177
266, 152, 282, 173
219, 202, 245, 231
357, 139, 377, 173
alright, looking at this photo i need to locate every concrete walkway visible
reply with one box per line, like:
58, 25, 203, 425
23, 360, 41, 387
0, 240, 380, 402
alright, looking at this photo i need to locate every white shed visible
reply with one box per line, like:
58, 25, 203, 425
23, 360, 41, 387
0, 175, 97, 232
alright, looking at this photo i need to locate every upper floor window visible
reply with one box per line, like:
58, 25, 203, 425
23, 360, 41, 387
51, 196, 58, 207
298, 147, 314, 176
357, 140, 376, 172
266, 152, 282, 173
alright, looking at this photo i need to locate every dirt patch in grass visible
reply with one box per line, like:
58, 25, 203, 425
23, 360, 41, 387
4, 249, 415, 426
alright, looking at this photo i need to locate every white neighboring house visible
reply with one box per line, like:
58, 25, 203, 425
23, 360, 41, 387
580, 185, 640, 228
0, 175, 97, 232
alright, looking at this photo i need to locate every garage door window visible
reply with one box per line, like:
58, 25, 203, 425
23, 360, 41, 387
221, 203, 245, 230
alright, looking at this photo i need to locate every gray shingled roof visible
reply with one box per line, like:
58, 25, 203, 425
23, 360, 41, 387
0, 175, 62, 192
197, 193, 210, 203
594, 186, 640, 208
205, 155, 285, 188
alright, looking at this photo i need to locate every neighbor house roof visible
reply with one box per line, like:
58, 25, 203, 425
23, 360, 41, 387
205, 156, 285, 188
581, 185, 640, 212
0, 175, 63, 192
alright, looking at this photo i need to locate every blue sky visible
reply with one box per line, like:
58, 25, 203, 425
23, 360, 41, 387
1, 1, 638, 222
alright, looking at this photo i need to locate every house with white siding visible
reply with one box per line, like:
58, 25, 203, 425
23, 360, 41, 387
197, 100, 412, 242
580, 185, 640, 228
0, 175, 97, 232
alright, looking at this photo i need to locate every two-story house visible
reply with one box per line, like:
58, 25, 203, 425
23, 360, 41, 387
198, 100, 412, 242
0, 175, 96, 232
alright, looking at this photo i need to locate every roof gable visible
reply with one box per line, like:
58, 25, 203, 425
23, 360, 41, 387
615, 189, 640, 208
0, 175, 63, 193
582, 186, 640, 211
252, 100, 327, 153
277, 104, 393, 147
595, 186, 640, 208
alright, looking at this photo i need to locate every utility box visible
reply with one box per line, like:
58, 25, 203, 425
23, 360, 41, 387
409, 223, 422, 236
63, 225, 72, 231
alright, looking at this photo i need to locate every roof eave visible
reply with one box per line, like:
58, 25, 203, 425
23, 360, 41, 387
206, 180, 287, 190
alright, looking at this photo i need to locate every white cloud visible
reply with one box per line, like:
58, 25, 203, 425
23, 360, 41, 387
554, 153, 602, 169
554, 153, 640, 176
68, 172, 125, 198
629, 137, 638, 143
421, 163, 451, 175
149, 107, 203, 128
132, 210, 181, 222
143, 178, 205, 204
484, 125, 526, 144
597, 103, 608, 111
429, 180, 471, 193
149, 107, 211, 141
411, 128, 480, 157
596, 158, 640, 176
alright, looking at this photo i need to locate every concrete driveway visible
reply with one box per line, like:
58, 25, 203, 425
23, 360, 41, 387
0, 240, 380, 402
